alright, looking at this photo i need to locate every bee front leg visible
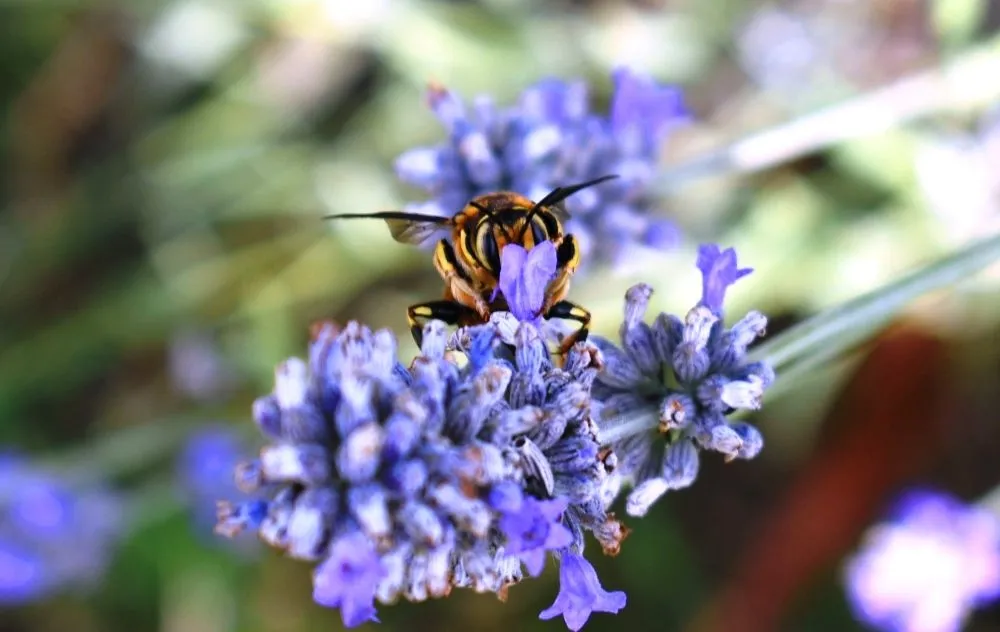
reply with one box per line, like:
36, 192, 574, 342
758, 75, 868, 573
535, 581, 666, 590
407, 300, 478, 347
545, 300, 592, 355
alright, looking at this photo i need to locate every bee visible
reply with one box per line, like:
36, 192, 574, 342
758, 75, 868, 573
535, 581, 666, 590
324, 175, 617, 349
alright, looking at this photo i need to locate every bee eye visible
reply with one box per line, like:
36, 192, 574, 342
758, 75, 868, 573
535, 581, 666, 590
477, 224, 501, 273
530, 217, 549, 247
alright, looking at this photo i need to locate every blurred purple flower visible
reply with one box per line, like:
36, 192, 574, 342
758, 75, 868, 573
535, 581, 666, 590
168, 330, 236, 402
177, 425, 259, 552
610, 68, 687, 155
493, 242, 557, 323
178, 425, 245, 503
0, 542, 46, 604
844, 489, 1000, 632
394, 68, 689, 268
0, 455, 122, 604
539, 552, 627, 631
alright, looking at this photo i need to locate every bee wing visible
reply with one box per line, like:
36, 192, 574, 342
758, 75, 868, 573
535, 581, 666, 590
324, 210, 452, 248
384, 217, 451, 247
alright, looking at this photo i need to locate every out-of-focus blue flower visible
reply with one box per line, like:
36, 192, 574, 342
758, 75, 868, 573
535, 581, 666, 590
394, 68, 689, 267
0, 542, 46, 604
177, 425, 259, 551
591, 244, 773, 517
178, 425, 245, 510
0, 455, 122, 605
844, 489, 1000, 632
495, 242, 558, 323
216, 319, 626, 629
539, 552, 627, 632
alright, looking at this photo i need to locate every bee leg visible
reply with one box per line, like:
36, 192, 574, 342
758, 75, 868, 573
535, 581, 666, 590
433, 239, 490, 320
407, 300, 478, 347
545, 300, 592, 355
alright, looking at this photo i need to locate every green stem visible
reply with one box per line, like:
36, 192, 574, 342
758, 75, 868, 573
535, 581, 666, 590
749, 232, 1000, 373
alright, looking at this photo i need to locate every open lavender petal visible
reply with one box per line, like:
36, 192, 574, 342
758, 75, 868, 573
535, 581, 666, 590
216, 319, 627, 629
394, 68, 690, 269
592, 244, 774, 517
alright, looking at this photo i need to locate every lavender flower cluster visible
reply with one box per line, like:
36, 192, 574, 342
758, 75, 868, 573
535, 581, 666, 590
215, 243, 774, 630
0, 455, 122, 604
217, 318, 629, 630
592, 245, 773, 517
394, 68, 689, 266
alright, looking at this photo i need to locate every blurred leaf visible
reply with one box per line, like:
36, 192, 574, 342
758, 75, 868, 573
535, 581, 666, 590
932, 0, 987, 49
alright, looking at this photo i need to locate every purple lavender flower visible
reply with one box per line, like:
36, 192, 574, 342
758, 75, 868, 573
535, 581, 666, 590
494, 242, 557, 323
314, 533, 383, 627
216, 318, 626, 628
0, 455, 122, 604
844, 490, 1000, 632
394, 68, 689, 267
492, 484, 573, 577
591, 244, 773, 517
696, 244, 753, 314
539, 552, 627, 631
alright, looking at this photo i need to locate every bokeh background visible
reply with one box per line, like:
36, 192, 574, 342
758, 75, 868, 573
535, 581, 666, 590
4, 0, 1000, 630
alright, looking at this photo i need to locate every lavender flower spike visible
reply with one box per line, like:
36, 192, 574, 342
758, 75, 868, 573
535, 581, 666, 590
844, 490, 1000, 632
539, 552, 627, 631
394, 68, 689, 268
216, 318, 627, 628
591, 244, 773, 517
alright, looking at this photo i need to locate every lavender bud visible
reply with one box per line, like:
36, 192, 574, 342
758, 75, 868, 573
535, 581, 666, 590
732, 423, 764, 460
720, 376, 765, 411
337, 422, 384, 483
286, 489, 337, 560
658, 393, 695, 432
348, 484, 392, 539
260, 444, 330, 485
401, 502, 445, 547
626, 478, 669, 517
253, 395, 283, 440
514, 437, 555, 497
599, 344, 646, 389
661, 440, 699, 490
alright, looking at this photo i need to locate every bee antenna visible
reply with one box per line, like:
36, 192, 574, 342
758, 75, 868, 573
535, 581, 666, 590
519, 174, 618, 241
470, 200, 514, 242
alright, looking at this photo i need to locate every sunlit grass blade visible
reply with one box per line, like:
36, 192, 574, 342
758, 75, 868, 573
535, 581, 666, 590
654, 37, 1000, 191
749, 232, 1000, 375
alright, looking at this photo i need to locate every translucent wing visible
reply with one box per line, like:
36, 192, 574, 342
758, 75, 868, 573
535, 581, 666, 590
324, 211, 452, 247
